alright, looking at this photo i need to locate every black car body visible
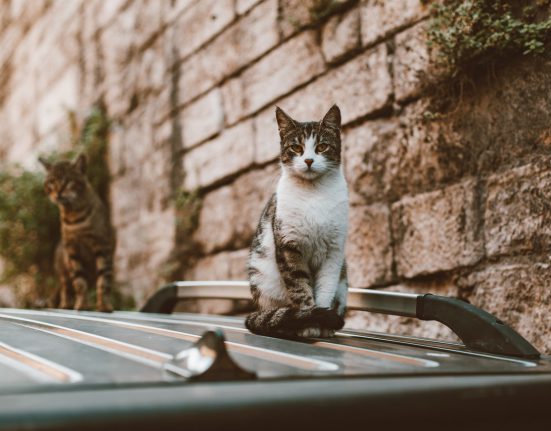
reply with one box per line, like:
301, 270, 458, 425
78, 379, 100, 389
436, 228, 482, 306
1, 281, 550, 431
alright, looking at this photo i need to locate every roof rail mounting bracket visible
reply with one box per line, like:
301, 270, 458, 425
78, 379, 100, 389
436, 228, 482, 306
163, 329, 257, 382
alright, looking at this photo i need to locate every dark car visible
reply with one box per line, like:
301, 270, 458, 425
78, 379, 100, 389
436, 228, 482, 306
1, 281, 550, 431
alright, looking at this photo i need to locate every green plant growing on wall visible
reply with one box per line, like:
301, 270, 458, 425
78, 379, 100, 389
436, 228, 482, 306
0, 168, 60, 307
162, 189, 203, 281
425, 0, 551, 76
0, 104, 118, 308
56, 104, 112, 208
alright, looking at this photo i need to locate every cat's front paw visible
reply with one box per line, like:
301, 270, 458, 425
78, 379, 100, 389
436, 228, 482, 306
296, 327, 321, 338
74, 298, 89, 311
97, 300, 113, 313
320, 328, 336, 338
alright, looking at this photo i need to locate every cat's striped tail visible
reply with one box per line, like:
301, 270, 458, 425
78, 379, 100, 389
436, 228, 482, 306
245, 307, 344, 336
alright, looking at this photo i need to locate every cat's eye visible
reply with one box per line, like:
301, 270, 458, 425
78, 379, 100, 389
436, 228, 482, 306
316, 144, 329, 153
290, 144, 302, 153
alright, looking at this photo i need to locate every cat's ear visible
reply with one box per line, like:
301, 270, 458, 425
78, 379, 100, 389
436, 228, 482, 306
38, 156, 52, 171
275, 106, 297, 138
321, 104, 341, 131
73, 153, 87, 175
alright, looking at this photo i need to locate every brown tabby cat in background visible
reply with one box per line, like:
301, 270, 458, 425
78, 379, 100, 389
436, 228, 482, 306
39, 154, 114, 312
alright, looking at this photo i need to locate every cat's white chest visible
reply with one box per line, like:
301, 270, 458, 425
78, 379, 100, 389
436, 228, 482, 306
276, 171, 348, 257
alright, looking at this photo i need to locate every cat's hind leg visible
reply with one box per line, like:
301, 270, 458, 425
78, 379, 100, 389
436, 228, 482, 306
94, 250, 114, 312
63, 246, 89, 311
320, 267, 348, 338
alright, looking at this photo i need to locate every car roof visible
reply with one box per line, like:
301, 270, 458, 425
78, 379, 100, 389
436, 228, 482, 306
1, 307, 550, 393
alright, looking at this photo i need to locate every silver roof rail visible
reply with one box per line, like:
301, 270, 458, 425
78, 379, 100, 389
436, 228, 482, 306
141, 281, 540, 359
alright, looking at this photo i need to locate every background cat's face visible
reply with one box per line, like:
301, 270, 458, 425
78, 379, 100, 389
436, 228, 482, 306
39, 155, 88, 208
276, 105, 341, 181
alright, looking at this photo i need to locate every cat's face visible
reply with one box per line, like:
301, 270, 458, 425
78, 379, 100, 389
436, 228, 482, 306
39, 155, 88, 208
276, 105, 341, 181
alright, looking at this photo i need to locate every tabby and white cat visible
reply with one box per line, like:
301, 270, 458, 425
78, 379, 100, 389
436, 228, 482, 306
39, 154, 114, 312
246, 105, 349, 338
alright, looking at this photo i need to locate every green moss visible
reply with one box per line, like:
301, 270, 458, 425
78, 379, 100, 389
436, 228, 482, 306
425, 0, 551, 76
0, 168, 60, 305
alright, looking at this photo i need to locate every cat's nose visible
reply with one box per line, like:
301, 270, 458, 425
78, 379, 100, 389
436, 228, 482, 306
304, 159, 313, 167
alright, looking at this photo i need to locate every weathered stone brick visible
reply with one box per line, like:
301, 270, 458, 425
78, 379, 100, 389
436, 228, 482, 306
236, 0, 279, 66
115, 208, 177, 306
253, 46, 391, 167
236, 0, 263, 15
242, 30, 325, 115
360, 0, 430, 47
181, 248, 249, 314
279, 0, 352, 38
343, 101, 463, 205
135, 37, 170, 97
393, 21, 444, 102
346, 203, 394, 288
140, 147, 174, 212
108, 123, 125, 178
186, 249, 249, 281
392, 180, 484, 278
7, 0, 51, 33
221, 76, 245, 126
194, 164, 279, 253
133, 0, 164, 49
161, 0, 194, 25
110, 171, 143, 229
173, 0, 235, 61
94, 0, 128, 29
35, 67, 78, 138
254, 107, 280, 165
183, 120, 255, 189
321, 6, 360, 64
101, 10, 139, 116
460, 262, 551, 354
178, 0, 278, 107
271, 43, 392, 126
100, 2, 138, 69
119, 107, 155, 167
343, 118, 399, 206
181, 88, 224, 148
484, 161, 551, 258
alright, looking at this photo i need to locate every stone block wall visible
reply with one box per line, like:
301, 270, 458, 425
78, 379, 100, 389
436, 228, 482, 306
0, 0, 549, 353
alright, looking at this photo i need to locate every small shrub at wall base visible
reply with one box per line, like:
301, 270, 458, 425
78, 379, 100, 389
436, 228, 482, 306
0, 169, 60, 307
425, 0, 551, 76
